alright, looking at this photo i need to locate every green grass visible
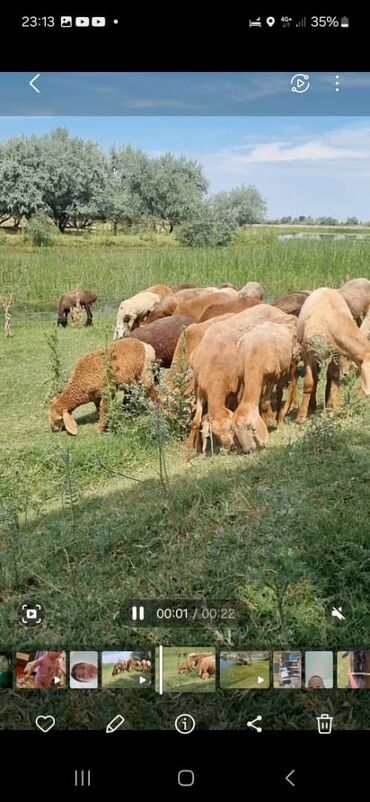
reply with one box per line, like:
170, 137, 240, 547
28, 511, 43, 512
157, 647, 216, 693
0, 229, 370, 729
220, 657, 270, 689
101, 664, 151, 689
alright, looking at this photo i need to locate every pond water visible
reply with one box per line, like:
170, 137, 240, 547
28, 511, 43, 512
278, 232, 370, 241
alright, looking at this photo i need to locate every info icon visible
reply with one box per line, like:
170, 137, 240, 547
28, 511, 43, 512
18, 601, 44, 627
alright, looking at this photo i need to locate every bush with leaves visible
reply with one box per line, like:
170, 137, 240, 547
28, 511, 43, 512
27, 214, 53, 246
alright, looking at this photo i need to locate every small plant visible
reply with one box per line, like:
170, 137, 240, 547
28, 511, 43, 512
160, 338, 194, 439
27, 215, 53, 247
45, 329, 67, 401
1, 295, 13, 337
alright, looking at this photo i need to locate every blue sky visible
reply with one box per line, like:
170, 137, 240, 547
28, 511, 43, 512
1, 114, 370, 219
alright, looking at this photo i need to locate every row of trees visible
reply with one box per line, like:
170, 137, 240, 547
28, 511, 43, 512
0, 129, 266, 241
270, 215, 365, 226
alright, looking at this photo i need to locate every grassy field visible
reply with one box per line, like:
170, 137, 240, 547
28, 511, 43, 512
0, 227, 369, 729
220, 657, 270, 689
157, 647, 216, 693
101, 664, 151, 689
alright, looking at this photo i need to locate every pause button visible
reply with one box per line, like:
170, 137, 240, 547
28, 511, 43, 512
74, 769, 92, 788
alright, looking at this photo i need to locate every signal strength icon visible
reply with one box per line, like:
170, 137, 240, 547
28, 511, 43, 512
296, 17, 306, 27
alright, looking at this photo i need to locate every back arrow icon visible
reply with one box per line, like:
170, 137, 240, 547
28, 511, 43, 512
285, 769, 295, 787
30, 74, 40, 94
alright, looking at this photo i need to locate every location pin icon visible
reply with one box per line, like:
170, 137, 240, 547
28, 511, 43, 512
266, 17, 275, 27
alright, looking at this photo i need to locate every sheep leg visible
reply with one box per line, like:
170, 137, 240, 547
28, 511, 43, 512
98, 396, 110, 432
260, 380, 276, 427
185, 395, 204, 454
296, 355, 318, 423
325, 358, 341, 408
85, 305, 93, 326
277, 364, 298, 425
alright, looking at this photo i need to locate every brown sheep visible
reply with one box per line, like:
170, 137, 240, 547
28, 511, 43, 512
172, 283, 196, 292
146, 284, 173, 299
48, 339, 156, 435
339, 278, 370, 324
271, 291, 310, 317
112, 660, 127, 676
129, 315, 193, 368
199, 295, 261, 322
296, 288, 370, 423
239, 281, 264, 300
231, 321, 300, 451
167, 313, 235, 394
57, 289, 97, 327
142, 289, 237, 326
187, 305, 297, 454
198, 656, 216, 680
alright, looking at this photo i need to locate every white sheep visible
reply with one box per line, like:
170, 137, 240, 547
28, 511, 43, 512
114, 291, 161, 339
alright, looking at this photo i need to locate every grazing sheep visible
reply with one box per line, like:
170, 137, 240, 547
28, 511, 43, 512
167, 313, 235, 394
146, 284, 173, 299
48, 339, 156, 435
231, 321, 300, 451
239, 281, 264, 300
114, 291, 161, 338
129, 315, 193, 368
199, 295, 261, 322
339, 278, 370, 324
57, 289, 97, 327
198, 656, 216, 680
296, 287, 370, 423
187, 305, 297, 453
271, 291, 310, 317
172, 283, 196, 292
142, 289, 238, 326
112, 660, 127, 676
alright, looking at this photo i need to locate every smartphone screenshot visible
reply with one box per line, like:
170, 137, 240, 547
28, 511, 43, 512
0, 8, 369, 793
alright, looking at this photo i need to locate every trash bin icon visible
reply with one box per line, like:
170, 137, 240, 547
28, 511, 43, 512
316, 713, 333, 734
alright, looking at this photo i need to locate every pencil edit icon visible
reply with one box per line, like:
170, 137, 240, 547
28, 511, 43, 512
106, 714, 125, 733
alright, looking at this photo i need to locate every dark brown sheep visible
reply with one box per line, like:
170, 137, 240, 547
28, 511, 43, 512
129, 315, 193, 368
199, 296, 261, 322
271, 291, 310, 317
57, 289, 97, 327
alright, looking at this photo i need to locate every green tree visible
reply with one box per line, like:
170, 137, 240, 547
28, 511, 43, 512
146, 153, 208, 232
37, 129, 109, 231
344, 216, 359, 226
0, 136, 43, 226
209, 184, 267, 227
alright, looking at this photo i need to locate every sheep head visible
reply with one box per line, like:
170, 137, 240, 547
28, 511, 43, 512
48, 401, 78, 435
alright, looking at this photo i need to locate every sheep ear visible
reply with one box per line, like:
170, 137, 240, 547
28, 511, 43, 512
62, 411, 78, 435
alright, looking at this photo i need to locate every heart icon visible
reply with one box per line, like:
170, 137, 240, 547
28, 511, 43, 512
35, 715, 55, 733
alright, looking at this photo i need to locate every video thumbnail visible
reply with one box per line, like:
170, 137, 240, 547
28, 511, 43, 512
15, 651, 67, 689
305, 651, 333, 689
337, 651, 370, 689
273, 652, 302, 689
0, 653, 12, 688
69, 651, 98, 689
156, 647, 216, 692
220, 651, 270, 689
101, 651, 152, 688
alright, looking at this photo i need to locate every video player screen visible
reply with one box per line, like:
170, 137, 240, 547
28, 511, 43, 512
0, 10, 369, 793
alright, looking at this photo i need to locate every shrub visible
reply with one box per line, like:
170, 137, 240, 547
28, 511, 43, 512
27, 215, 53, 246
177, 218, 236, 247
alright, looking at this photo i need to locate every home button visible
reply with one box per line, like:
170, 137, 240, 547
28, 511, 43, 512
178, 769, 195, 787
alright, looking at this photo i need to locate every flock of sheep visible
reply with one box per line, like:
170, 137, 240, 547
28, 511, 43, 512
49, 277, 370, 455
